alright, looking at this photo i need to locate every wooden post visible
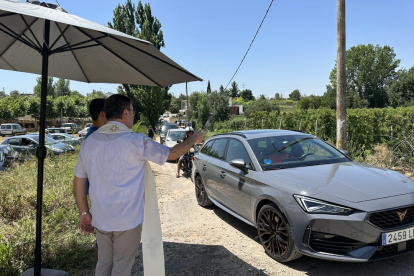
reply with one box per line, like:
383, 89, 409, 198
336, 0, 347, 149
186, 82, 189, 122
279, 119, 282, 129
299, 119, 302, 130
262, 119, 264, 129
391, 125, 393, 141
244, 118, 247, 129
315, 120, 318, 136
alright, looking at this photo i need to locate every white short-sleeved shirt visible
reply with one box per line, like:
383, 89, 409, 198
74, 121, 170, 231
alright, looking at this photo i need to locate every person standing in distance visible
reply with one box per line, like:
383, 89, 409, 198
84, 98, 108, 262
147, 125, 154, 139
73, 94, 203, 276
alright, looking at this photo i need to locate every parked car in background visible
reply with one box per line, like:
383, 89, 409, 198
1, 134, 75, 158
159, 123, 178, 144
60, 123, 78, 134
78, 127, 90, 138
50, 133, 82, 146
0, 123, 26, 137
193, 129, 414, 262
0, 145, 20, 171
163, 129, 186, 148
47, 127, 67, 134
85, 123, 92, 128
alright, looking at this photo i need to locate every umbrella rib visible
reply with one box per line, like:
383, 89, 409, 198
20, 15, 42, 49
74, 26, 162, 87
0, 25, 40, 53
49, 25, 70, 50
54, 22, 90, 83
0, 12, 15, 18
51, 34, 107, 54
0, 17, 40, 57
52, 43, 102, 55
105, 33, 202, 81
0, 56, 17, 71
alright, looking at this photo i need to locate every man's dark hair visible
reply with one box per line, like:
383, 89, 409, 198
89, 98, 106, 121
105, 94, 132, 120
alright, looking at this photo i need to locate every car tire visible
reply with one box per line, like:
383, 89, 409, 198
195, 175, 213, 207
257, 203, 302, 262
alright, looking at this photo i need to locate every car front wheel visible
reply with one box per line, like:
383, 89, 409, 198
257, 203, 302, 262
195, 175, 213, 207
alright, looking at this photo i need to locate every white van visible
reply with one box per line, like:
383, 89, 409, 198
0, 123, 27, 137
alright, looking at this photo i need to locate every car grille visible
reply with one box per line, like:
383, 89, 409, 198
370, 240, 414, 260
309, 232, 366, 254
369, 205, 414, 229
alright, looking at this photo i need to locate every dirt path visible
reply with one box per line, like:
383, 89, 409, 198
130, 141, 414, 276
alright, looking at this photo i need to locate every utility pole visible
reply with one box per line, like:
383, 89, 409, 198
337, 0, 346, 150
186, 82, 189, 122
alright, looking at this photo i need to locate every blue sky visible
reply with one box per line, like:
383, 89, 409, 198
1, 0, 413, 98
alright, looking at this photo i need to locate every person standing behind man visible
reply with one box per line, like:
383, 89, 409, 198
73, 94, 203, 276
84, 98, 108, 262
147, 125, 154, 139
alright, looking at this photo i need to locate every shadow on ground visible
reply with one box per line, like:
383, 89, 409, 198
132, 241, 268, 276
210, 204, 414, 276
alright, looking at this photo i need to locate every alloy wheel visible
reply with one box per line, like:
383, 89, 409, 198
195, 176, 205, 205
258, 208, 289, 258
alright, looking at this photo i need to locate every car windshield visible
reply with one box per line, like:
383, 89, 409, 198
61, 124, 71, 127
167, 131, 186, 141
31, 136, 59, 145
161, 125, 176, 132
248, 135, 349, 170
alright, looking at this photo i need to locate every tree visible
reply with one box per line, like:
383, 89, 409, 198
259, 94, 266, 100
109, 0, 169, 126
169, 105, 179, 113
70, 90, 85, 98
188, 91, 201, 119
55, 78, 71, 97
10, 90, 20, 97
275, 93, 281, 100
27, 97, 41, 120
0, 96, 28, 120
207, 80, 211, 94
208, 92, 229, 122
328, 44, 400, 108
244, 99, 280, 117
34, 76, 55, 98
240, 89, 255, 101
289, 89, 301, 101
387, 66, 414, 107
196, 93, 211, 125
229, 81, 239, 98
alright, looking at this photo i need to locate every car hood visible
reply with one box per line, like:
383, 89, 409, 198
49, 142, 70, 150
263, 161, 414, 203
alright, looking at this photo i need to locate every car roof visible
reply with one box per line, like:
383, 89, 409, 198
167, 129, 186, 132
4, 134, 39, 139
212, 129, 313, 140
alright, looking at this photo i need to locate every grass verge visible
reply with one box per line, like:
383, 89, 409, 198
0, 150, 95, 275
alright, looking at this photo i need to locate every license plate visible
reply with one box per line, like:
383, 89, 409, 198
382, 227, 414, 245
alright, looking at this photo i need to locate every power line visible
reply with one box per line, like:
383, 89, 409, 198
225, 0, 273, 90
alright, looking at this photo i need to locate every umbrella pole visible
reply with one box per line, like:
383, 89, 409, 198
34, 19, 50, 276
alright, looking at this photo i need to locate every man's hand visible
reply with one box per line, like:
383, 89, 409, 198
79, 213, 94, 233
167, 130, 204, 160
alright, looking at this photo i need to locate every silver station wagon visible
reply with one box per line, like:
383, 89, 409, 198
193, 130, 414, 262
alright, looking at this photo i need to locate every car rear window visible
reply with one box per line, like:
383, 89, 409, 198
1, 125, 11, 129
167, 131, 186, 141
61, 124, 72, 127
162, 124, 177, 131
208, 139, 228, 159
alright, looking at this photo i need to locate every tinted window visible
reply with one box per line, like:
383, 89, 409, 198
52, 135, 63, 140
248, 135, 348, 170
8, 138, 20, 146
0, 125, 5, 129
161, 124, 177, 132
209, 139, 228, 159
225, 139, 253, 169
167, 131, 186, 141
200, 140, 215, 155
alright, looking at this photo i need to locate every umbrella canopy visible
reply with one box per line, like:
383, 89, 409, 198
0, 1, 202, 275
0, 0, 202, 87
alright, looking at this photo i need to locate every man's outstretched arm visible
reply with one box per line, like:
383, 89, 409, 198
167, 130, 204, 160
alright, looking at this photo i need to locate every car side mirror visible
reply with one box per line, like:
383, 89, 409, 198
230, 159, 248, 174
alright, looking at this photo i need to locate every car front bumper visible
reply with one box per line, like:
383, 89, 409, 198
285, 201, 414, 262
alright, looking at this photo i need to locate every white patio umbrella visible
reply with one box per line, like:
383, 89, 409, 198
0, 0, 202, 275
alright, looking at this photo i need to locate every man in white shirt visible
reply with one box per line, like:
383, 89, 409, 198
73, 94, 203, 276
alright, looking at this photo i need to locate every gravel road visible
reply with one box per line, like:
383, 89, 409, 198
131, 148, 414, 276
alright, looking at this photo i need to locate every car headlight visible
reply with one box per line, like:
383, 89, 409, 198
293, 195, 353, 215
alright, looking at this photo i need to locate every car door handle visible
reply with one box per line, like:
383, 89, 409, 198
220, 171, 226, 179
202, 165, 207, 171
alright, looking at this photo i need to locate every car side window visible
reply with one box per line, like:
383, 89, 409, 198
200, 140, 214, 155
225, 139, 253, 169
8, 138, 20, 146
208, 139, 229, 159
12, 125, 17, 129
